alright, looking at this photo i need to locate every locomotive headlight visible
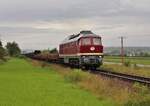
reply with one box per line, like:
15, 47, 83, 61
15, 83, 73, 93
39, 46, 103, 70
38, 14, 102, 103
99, 56, 102, 58
98, 56, 102, 62
90, 47, 95, 51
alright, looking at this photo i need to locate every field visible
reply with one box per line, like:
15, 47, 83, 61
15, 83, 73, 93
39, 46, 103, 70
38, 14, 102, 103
104, 56, 150, 65
0, 58, 150, 106
103, 56, 150, 77
0, 58, 113, 106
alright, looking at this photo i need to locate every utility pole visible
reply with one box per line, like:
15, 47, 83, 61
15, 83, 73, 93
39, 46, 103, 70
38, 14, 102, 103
119, 36, 125, 64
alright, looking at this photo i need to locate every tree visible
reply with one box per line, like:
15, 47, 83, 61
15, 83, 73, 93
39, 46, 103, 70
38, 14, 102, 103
0, 40, 6, 60
0, 40, 2, 47
49, 48, 58, 53
6, 41, 21, 56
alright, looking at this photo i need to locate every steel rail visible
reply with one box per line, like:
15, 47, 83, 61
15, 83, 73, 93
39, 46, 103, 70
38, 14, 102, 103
92, 69, 150, 86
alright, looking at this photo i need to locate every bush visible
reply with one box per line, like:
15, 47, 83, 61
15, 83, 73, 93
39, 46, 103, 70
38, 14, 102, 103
124, 61, 131, 67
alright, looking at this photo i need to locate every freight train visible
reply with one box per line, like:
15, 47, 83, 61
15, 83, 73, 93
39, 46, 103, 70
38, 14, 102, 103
31, 31, 103, 69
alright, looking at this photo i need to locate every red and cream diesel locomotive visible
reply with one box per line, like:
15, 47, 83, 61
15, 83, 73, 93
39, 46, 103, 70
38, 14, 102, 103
59, 31, 103, 69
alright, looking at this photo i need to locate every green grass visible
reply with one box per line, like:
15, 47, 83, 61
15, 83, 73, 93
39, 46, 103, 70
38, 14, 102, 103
52, 64, 150, 106
0, 58, 113, 106
104, 56, 150, 65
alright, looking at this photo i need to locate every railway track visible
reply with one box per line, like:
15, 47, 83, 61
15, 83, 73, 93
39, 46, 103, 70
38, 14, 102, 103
91, 69, 150, 86
25, 54, 150, 86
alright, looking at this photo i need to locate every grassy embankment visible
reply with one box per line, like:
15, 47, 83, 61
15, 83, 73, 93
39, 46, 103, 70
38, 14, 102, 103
0, 58, 113, 106
49, 63, 150, 106
104, 56, 150, 65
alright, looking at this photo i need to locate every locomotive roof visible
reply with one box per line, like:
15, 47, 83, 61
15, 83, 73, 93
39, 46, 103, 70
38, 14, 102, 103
61, 31, 101, 44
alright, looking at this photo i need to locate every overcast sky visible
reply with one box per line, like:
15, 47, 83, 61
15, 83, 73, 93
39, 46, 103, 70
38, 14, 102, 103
0, 0, 150, 50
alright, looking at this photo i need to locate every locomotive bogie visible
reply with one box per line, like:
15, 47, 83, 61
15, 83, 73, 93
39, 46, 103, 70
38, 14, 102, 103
81, 55, 103, 66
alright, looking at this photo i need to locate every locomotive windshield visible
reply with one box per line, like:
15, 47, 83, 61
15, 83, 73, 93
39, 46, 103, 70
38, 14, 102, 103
82, 38, 91, 45
79, 37, 102, 45
93, 38, 101, 45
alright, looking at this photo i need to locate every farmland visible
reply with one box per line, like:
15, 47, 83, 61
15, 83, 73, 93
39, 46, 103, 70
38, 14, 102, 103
104, 56, 150, 65
102, 56, 150, 78
101, 63, 150, 78
0, 58, 113, 106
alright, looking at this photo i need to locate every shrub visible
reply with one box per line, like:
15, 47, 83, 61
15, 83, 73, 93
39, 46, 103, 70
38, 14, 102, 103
124, 61, 131, 67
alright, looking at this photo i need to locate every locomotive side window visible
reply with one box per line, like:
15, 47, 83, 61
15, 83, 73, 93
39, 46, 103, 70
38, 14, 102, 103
82, 38, 91, 45
93, 38, 101, 45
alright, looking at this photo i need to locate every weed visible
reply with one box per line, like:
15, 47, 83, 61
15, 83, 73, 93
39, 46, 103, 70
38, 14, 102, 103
133, 83, 149, 96
64, 69, 88, 83
124, 98, 150, 106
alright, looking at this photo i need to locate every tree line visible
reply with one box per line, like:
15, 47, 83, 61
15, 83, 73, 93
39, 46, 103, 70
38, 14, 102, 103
0, 40, 21, 61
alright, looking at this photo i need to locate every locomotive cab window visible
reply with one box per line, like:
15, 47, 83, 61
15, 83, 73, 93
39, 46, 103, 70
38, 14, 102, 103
93, 38, 101, 45
82, 38, 91, 45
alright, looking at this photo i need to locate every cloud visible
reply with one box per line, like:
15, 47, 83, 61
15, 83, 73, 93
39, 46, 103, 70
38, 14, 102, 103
0, 0, 150, 49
